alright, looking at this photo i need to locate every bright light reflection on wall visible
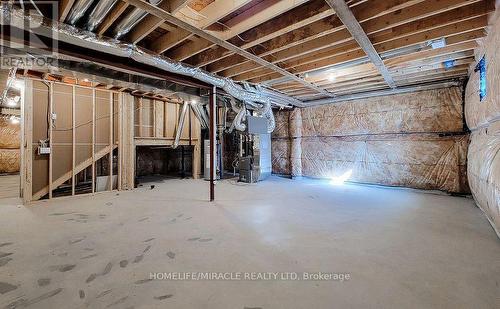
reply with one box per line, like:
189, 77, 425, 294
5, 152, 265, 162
330, 170, 353, 186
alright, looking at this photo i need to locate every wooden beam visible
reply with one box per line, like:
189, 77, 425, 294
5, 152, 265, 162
262, 18, 485, 80
321, 0, 392, 88
168, 0, 315, 61
96, 1, 129, 35
166, 36, 215, 61
206, 0, 427, 75
187, 0, 335, 67
150, 0, 254, 54
239, 0, 491, 83
126, 0, 190, 44
158, 0, 311, 60
213, 0, 486, 79
59, 0, 75, 22
123, 0, 334, 97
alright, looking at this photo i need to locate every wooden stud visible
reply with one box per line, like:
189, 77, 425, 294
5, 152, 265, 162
109, 92, 113, 191
48, 82, 53, 199
22, 79, 33, 204
92, 88, 95, 194
72, 85, 76, 196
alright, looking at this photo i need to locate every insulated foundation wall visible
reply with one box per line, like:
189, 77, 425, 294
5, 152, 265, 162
272, 87, 470, 193
465, 7, 500, 235
0, 115, 20, 173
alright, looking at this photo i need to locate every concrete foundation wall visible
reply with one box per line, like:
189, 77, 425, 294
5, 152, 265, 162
465, 6, 500, 235
272, 87, 470, 193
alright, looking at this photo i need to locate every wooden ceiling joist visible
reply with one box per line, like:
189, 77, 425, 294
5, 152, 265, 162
186, 0, 336, 67
122, 0, 335, 97
150, 0, 255, 54
229, 0, 491, 84
96, 1, 130, 35
59, 0, 75, 22
205, 0, 427, 76
34, 0, 494, 102
126, 0, 191, 44
164, 0, 312, 62
324, 0, 396, 88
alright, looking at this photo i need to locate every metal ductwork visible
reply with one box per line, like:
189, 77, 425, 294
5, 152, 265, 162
113, 0, 162, 39
172, 101, 190, 149
0, 4, 302, 132
228, 98, 247, 132
87, 0, 119, 31
190, 103, 209, 129
66, 0, 95, 25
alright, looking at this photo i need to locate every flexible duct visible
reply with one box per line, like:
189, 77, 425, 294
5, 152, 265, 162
228, 98, 247, 132
0, 4, 295, 132
113, 0, 162, 39
190, 102, 208, 129
173, 101, 189, 149
66, 0, 95, 25
87, 0, 119, 31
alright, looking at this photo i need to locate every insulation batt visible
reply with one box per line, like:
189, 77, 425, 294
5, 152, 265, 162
0, 114, 21, 174
272, 87, 470, 193
0, 116, 20, 149
0, 149, 20, 173
465, 8, 500, 236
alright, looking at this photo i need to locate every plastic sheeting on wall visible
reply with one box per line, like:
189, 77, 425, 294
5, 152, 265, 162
272, 87, 470, 193
300, 87, 464, 137
0, 116, 20, 148
465, 9, 500, 236
0, 148, 20, 173
467, 124, 500, 235
300, 134, 469, 192
0, 115, 20, 173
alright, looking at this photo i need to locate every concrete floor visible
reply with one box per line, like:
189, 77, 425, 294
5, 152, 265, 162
0, 176, 499, 309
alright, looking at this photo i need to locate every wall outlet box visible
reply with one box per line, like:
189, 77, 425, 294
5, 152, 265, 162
38, 146, 51, 155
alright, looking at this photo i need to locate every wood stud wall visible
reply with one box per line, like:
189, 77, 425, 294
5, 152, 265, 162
23, 79, 122, 202
22, 78, 203, 202
133, 96, 202, 180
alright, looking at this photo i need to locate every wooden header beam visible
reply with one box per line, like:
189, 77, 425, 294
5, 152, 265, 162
324, 0, 396, 88
122, 0, 334, 98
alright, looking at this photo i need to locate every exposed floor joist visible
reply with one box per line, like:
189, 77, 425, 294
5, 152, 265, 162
7, 0, 494, 102
319, 0, 395, 88
122, 0, 335, 97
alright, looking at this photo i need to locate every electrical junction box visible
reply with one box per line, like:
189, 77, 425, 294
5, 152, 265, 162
38, 146, 51, 155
